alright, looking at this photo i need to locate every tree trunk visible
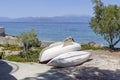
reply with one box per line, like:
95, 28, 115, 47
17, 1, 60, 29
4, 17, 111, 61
109, 36, 115, 49
0, 52, 3, 59
109, 44, 114, 49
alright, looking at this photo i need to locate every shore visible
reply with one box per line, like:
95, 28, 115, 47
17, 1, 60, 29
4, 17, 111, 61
0, 50, 120, 80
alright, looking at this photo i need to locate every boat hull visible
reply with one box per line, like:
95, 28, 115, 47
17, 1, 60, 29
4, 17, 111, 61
47, 51, 92, 67
39, 42, 81, 62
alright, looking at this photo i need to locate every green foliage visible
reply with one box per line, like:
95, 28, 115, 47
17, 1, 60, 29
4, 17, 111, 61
18, 29, 40, 58
1, 44, 21, 51
90, 0, 120, 49
5, 55, 29, 62
4, 47, 43, 62
18, 29, 39, 47
0, 52, 5, 59
81, 44, 104, 50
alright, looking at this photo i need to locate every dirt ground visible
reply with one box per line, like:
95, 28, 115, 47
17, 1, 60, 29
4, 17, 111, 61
56, 50, 120, 80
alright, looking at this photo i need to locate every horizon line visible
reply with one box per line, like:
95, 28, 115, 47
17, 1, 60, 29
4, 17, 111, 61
0, 15, 92, 19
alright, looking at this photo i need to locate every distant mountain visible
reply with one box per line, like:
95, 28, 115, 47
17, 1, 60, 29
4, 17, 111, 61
0, 17, 13, 22
0, 16, 91, 23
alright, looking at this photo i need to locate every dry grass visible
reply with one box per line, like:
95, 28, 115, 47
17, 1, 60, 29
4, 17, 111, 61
86, 50, 120, 59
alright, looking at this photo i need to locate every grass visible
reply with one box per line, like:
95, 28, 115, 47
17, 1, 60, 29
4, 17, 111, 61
0, 44, 21, 51
2, 43, 105, 62
81, 44, 104, 50
4, 47, 44, 62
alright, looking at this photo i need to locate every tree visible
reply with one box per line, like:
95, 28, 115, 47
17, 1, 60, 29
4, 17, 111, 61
90, 0, 120, 49
18, 29, 39, 58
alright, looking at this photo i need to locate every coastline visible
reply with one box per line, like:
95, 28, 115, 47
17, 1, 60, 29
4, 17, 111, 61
0, 35, 105, 48
0, 22, 107, 46
0, 36, 54, 47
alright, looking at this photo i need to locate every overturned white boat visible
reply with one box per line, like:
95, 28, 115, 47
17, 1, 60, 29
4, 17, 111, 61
47, 51, 92, 67
39, 42, 81, 63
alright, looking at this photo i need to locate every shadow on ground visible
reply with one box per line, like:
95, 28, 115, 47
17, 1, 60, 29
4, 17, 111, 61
56, 67, 120, 80
105, 47, 120, 52
23, 66, 120, 80
0, 60, 17, 80
23, 69, 76, 80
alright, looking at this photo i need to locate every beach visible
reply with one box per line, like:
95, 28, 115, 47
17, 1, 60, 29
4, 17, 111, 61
0, 50, 120, 80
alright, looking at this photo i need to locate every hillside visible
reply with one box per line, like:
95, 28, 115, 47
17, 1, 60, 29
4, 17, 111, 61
0, 16, 91, 23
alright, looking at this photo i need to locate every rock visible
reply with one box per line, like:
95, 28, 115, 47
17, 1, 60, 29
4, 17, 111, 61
94, 44, 104, 48
0, 27, 5, 37
88, 41, 96, 46
63, 36, 76, 46
0, 36, 22, 46
40, 41, 55, 47
63, 36, 74, 43
4, 50, 20, 56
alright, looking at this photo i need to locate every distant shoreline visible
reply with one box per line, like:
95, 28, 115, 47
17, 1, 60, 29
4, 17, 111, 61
0, 16, 91, 23
0, 22, 114, 47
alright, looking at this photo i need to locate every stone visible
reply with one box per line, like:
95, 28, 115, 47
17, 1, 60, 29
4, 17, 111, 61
0, 27, 5, 37
40, 41, 54, 47
94, 44, 104, 48
63, 36, 74, 43
63, 36, 75, 46
88, 41, 96, 46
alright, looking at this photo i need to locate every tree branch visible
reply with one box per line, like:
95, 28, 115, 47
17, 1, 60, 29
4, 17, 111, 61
113, 37, 120, 46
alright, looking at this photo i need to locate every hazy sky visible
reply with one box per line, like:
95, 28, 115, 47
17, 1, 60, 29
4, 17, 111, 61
0, 0, 120, 18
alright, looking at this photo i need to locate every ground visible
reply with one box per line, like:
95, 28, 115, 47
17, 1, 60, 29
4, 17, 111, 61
0, 50, 120, 80
57, 50, 120, 80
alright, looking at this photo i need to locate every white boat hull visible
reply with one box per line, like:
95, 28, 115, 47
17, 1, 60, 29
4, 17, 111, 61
47, 51, 92, 67
39, 42, 81, 62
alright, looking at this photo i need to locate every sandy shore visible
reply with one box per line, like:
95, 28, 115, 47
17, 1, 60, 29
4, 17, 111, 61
0, 50, 120, 80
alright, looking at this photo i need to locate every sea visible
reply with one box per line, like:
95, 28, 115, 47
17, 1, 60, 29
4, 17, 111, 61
0, 22, 108, 46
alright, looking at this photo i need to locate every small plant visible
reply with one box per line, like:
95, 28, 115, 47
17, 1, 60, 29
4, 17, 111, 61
0, 52, 5, 59
17, 29, 39, 59
81, 44, 104, 50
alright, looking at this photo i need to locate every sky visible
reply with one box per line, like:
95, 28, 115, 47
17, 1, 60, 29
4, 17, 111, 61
0, 0, 120, 18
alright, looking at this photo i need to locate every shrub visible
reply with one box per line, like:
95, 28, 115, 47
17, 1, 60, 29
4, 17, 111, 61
81, 44, 104, 50
0, 52, 5, 59
17, 29, 39, 58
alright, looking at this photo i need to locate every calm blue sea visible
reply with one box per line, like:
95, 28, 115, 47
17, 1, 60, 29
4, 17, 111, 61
0, 22, 107, 45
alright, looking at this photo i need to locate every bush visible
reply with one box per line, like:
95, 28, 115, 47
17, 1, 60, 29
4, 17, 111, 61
0, 52, 5, 59
81, 44, 104, 50
17, 29, 39, 58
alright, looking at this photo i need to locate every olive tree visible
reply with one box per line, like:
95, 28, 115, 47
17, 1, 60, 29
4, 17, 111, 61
90, 0, 120, 49
18, 29, 39, 58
